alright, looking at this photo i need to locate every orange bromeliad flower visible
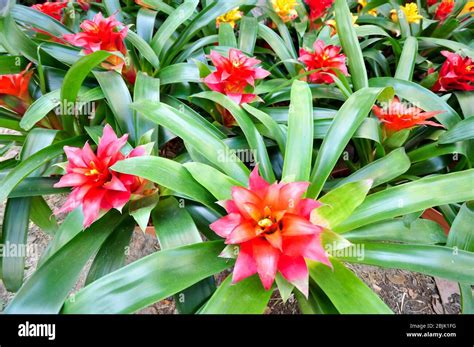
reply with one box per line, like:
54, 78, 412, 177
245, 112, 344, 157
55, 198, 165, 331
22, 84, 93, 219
459, 1, 474, 16
0, 63, 33, 115
32, 1, 68, 21
54, 125, 148, 228
271, 0, 299, 22
304, 0, 334, 21
390, 3, 423, 24
435, 0, 454, 21
63, 13, 128, 71
372, 97, 444, 133
298, 40, 349, 84
432, 51, 474, 92
210, 167, 330, 295
216, 8, 243, 28
204, 49, 270, 105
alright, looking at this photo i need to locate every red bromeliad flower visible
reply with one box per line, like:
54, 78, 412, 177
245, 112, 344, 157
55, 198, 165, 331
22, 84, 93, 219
204, 49, 270, 105
432, 51, 474, 92
305, 0, 334, 21
298, 40, 349, 84
54, 125, 147, 228
0, 63, 33, 115
32, 1, 68, 21
428, 0, 438, 6
372, 97, 444, 132
63, 13, 128, 71
435, 0, 454, 21
210, 167, 330, 295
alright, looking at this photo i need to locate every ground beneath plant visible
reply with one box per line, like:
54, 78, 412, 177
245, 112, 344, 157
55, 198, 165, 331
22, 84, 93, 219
0, 127, 467, 314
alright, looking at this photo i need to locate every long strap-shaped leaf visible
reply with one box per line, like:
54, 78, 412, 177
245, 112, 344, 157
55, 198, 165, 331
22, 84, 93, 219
335, 169, 474, 232
192, 91, 275, 183
282, 80, 313, 182
0, 135, 87, 202
153, 197, 216, 314
308, 259, 392, 314
307, 87, 391, 198
446, 203, 474, 313
334, 0, 368, 90
150, 0, 198, 59
199, 275, 272, 314
61, 241, 231, 313
111, 156, 216, 209
130, 100, 250, 184
394, 36, 418, 81
337, 242, 474, 283
5, 211, 126, 313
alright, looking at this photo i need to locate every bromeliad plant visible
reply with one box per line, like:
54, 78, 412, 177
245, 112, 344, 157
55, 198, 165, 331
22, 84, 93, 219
0, 0, 473, 314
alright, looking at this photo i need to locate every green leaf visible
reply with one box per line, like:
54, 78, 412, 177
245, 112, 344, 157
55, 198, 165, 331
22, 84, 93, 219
258, 23, 296, 75
334, 0, 368, 90
111, 156, 216, 208
447, 202, 474, 252
5, 211, 126, 313
93, 70, 137, 143
455, 91, 474, 118
184, 162, 243, 201
130, 100, 250, 184
150, 0, 198, 59
126, 30, 160, 69
29, 196, 58, 236
1, 197, 31, 292
218, 23, 237, 48
192, 91, 275, 182
343, 218, 447, 244
242, 104, 286, 154
7, 177, 67, 198
164, 0, 257, 65
61, 241, 231, 313
136, 7, 157, 43
152, 197, 215, 314
369, 77, 462, 129
0, 136, 87, 203
417, 37, 474, 58
439, 117, 474, 144
281, 80, 313, 182
85, 217, 135, 285
394, 36, 418, 81
338, 242, 474, 283
239, 16, 258, 54
307, 87, 391, 198
308, 259, 392, 314
39, 207, 83, 266
133, 72, 160, 147
60, 50, 111, 121
158, 63, 200, 85
335, 148, 410, 188
11, 5, 72, 37
311, 180, 372, 229
199, 275, 272, 314
21, 87, 104, 131
336, 169, 474, 232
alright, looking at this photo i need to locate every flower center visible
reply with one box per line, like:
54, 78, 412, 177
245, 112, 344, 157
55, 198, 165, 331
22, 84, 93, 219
85, 161, 101, 177
258, 218, 273, 228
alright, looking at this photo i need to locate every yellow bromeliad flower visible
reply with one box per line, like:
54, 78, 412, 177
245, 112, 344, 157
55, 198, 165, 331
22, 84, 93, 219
357, 0, 377, 16
459, 1, 474, 16
326, 13, 358, 35
390, 3, 423, 24
216, 7, 243, 28
271, 0, 299, 22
